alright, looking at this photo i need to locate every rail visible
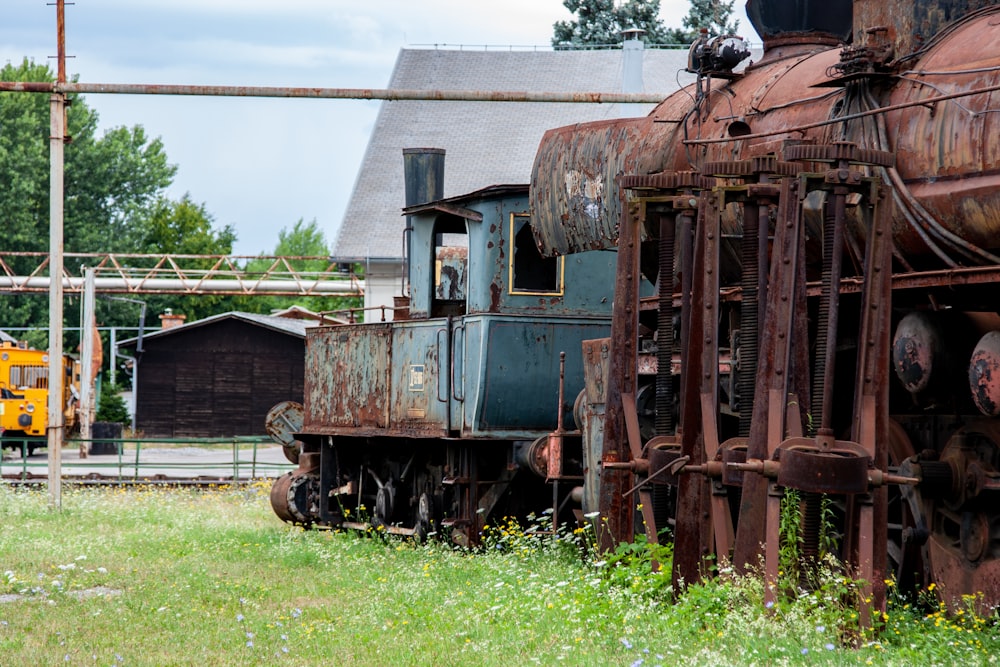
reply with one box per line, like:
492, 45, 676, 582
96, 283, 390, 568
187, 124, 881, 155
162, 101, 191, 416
0, 436, 296, 483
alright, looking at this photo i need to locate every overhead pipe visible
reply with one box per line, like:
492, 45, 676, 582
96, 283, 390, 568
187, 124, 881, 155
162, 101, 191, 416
0, 80, 671, 104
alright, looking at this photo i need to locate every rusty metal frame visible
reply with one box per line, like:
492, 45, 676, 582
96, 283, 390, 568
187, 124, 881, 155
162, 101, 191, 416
0, 251, 362, 296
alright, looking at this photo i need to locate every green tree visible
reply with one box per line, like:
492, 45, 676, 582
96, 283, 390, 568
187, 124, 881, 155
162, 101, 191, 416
0, 59, 178, 347
241, 218, 361, 318
682, 0, 740, 37
552, 0, 688, 48
95, 381, 130, 425
133, 194, 240, 322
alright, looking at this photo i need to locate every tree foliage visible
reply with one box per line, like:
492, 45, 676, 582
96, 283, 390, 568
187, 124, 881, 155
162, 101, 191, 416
552, 0, 740, 48
0, 59, 238, 348
552, 0, 685, 47
241, 218, 361, 317
682, 0, 740, 37
131, 195, 240, 323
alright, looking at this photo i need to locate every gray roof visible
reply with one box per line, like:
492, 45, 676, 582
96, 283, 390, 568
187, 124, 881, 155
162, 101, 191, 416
333, 46, 694, 262
117, 311, 312, 349
0, 330, 16, 344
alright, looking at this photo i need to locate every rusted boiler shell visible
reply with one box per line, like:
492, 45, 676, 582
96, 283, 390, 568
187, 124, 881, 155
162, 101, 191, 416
530, 8, 1000, 269
884, 10, 1000, 258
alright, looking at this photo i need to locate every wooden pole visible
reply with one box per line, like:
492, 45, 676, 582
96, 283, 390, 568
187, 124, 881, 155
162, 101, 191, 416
47, 0, 67, 508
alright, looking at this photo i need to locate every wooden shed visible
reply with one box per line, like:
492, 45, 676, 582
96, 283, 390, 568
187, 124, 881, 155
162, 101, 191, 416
117, 312, 311, 438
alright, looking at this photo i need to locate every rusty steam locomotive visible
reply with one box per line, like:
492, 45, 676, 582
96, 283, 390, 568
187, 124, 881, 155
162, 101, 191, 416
271, 0, 1000, 616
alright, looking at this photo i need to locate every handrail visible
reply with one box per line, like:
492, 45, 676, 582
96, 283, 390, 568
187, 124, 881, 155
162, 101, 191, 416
0, 436, 295, 483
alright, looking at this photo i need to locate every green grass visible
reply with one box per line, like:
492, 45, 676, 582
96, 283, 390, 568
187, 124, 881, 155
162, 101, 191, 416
0, 484, 998, 666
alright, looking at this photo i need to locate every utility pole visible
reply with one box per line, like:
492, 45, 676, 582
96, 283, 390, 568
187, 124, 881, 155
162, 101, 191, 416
47, 0, 68, 508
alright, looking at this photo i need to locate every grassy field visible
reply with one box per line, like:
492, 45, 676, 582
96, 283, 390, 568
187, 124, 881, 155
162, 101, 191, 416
0, 483, 998, 666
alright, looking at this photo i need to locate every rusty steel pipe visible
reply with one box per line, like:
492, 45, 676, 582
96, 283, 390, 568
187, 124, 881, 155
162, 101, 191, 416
0, 80, 671, 104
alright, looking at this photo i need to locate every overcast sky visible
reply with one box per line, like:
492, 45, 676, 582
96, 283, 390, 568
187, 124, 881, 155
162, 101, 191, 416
0, 1, 756, 256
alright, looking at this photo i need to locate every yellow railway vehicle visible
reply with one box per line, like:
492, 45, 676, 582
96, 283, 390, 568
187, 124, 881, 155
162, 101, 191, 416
0, 341, 80, 453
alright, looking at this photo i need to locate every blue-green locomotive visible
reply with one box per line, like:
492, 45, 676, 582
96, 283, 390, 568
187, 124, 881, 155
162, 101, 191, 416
269, 155, 618, 544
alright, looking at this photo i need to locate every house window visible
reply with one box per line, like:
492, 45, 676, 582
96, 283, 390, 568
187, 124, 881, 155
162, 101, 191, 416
509, 213, 562, 295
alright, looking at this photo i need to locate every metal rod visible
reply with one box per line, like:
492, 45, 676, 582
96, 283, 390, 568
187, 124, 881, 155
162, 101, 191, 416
0, 80, 671, 104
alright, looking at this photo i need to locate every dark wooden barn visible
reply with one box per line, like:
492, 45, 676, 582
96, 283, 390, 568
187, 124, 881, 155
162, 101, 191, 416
117, 312, 310, 438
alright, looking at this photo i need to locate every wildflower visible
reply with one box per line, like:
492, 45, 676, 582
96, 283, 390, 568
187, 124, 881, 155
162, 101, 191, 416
825, 643, 835, 651
281, 647, 289, 654
631, 660, 644, 667
764, 600, 774, 609
801, 648, 809, 655
621, 638, 633, 650
584, 511, 600, 519
292, 608, 302, 618
815, 625, 825, 633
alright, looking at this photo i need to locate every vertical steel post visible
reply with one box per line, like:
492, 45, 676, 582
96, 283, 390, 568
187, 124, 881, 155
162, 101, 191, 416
46, 0, 67, 508
80, 267, 96, 457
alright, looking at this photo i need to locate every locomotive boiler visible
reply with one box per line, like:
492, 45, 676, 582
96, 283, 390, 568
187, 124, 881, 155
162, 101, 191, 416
529, 0, 1000, 615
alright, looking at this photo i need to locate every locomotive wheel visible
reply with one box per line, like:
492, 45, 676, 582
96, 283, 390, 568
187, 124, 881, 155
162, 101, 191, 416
924, 421, 1000, 611
885, 419, 927, 593
413, 492, 436, 542
373, 481, 395, 528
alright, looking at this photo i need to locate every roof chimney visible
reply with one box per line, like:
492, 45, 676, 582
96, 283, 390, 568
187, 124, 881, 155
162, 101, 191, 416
159, 309, 186, 330
621, 28, 646, 94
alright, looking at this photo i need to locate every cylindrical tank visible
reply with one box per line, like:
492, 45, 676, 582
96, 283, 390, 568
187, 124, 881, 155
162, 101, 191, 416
530, 3, 1000, 274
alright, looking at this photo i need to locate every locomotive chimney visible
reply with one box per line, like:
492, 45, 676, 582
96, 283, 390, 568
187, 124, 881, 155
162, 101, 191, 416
403, 148, 445, 209
400, 148, 446, 318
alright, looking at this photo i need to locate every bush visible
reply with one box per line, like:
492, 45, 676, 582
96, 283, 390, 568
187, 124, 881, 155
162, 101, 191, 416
95, 381, 130, 425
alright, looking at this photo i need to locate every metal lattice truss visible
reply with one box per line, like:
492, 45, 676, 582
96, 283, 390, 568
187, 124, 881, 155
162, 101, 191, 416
0, 252, 364, 296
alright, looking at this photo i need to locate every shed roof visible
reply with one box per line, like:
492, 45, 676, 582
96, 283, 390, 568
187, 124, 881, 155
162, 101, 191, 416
117, 311, 312, 349
333, 46, 693, 262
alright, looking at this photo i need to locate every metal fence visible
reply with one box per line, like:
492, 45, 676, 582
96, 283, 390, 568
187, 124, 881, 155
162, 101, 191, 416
0, 436, 296, 483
